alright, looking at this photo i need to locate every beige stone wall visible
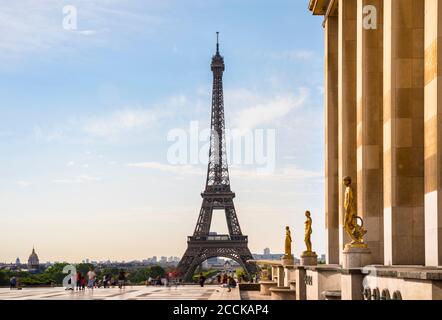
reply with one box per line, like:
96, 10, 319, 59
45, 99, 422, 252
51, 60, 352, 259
424, 0, 442, 266
338, 0, 358, 265
364, 274, 442, 300
324, 15, 340, 265
318, 0, 441, 267
356, 0, 384, 264
383, 0, 425, 265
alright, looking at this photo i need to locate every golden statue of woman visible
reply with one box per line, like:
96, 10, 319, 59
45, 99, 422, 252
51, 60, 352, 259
343, 176, 367, 247
284, 226, 292, 257
304, 211, 313, 252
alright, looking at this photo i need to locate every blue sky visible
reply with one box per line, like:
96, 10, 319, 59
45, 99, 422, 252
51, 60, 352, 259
0, 0, 326, 263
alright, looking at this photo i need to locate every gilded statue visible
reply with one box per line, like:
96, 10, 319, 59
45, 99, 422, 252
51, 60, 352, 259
343, 176, 367, 248
304, 211, 313, 253
284, 226, 292, 257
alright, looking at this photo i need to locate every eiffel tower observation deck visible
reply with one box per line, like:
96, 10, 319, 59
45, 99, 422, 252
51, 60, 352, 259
177, 33, 256, 282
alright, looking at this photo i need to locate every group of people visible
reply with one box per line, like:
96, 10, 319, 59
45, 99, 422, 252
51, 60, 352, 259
72, 269, 127, 290
196, 272, 238, 292
216, 273, 237, 292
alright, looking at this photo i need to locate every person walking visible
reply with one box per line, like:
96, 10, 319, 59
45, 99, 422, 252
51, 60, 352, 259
76, 271, 82, 291
227, 276, 237, 293
9, 276, 17, 290
198, 273, 206, 287
87, 268, 96, 289
118, 270, 126, 289
80, 274, 87, 290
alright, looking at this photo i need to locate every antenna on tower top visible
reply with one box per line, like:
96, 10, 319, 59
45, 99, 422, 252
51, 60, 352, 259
216, 32, 220, 54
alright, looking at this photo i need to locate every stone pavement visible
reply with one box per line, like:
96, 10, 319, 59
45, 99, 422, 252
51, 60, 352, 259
0, 285, 244, 300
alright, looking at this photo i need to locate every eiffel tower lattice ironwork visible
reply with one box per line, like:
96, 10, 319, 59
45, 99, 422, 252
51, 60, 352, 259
177, 33, 256, 281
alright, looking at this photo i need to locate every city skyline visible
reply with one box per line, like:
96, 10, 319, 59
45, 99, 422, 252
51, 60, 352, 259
1, 246, 292, 265
0, 0, 325, 263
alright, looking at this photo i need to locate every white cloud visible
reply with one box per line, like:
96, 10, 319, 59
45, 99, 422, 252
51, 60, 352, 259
270, 50, 319, 62
16, 181, 33, 188
84, 109, 159, 137
0, 1, 165, 64
128, 162, 204, 176
66, 161, 76, 167
230, 88, 309, 132
53, 175, 101, 184
128, 161, 322, 181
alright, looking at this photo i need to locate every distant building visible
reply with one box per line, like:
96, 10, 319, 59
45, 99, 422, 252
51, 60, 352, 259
15, 257, 21, 266
27, 247, 40, 270
253, 248, 285, 261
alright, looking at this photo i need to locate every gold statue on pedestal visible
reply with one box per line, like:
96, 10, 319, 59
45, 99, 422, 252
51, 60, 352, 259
343, 176, 367, 248
304, 211, 313, 252
302, 211, 317, 257
284, 226, 292, 258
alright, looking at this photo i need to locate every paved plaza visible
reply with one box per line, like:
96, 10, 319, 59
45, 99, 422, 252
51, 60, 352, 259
0, 285, 243, 300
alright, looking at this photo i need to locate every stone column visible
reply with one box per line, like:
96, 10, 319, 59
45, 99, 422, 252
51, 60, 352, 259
424, 0, 442, 266
383, 0, 425, 265
295, 266, 307, 300
338, 0, 358, 264
324, 14, 340, 265
276, 266, 285, 287
356, 0, 384, 264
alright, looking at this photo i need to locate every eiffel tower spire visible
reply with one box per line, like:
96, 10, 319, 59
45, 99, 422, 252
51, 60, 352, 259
177, 34, 256, 281
206, 31, 230, 193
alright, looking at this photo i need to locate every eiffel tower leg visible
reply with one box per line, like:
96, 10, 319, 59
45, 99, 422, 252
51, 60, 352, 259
178, 244, 258, 283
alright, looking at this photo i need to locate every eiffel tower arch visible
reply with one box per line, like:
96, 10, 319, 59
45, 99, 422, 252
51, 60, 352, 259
177, 33, 256, 282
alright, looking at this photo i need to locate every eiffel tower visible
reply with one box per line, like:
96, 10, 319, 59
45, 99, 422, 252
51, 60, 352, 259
177, 33, 256, 282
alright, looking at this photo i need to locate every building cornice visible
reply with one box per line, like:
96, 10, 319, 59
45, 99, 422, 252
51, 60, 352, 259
308, 0, 338, 27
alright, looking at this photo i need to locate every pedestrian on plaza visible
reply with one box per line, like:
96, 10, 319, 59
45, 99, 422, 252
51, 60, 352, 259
87, 268, 96, 289
118, 270, 126, 289
217, 274, 221, 284
198, 273, 206, 287
76, 271, 82, 291
81, 275, 87, 290
227, 276, 237, 293
9, 276, 17, 290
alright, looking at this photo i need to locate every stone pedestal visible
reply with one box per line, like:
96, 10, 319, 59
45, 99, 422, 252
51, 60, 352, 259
259, 281, 277, 296
343, 246, 371, 269
341, 269, 364, 300
269, 286, 296, 300
281, 255, 294, 266
301, 251, 318, 266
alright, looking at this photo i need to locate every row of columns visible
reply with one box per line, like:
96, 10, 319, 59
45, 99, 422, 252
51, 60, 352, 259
324, 0, 441, 266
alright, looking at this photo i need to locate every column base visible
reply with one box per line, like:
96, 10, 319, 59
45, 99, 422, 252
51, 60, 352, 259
259, 281, 277, 296
281, 255, 294, 266
300, 251, 318, 266
343, 246, 371, 269
269, 286, 296, 300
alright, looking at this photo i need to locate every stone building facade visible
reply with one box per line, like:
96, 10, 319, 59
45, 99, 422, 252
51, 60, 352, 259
310, 0, 441, 270
301, 0, 442, 300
